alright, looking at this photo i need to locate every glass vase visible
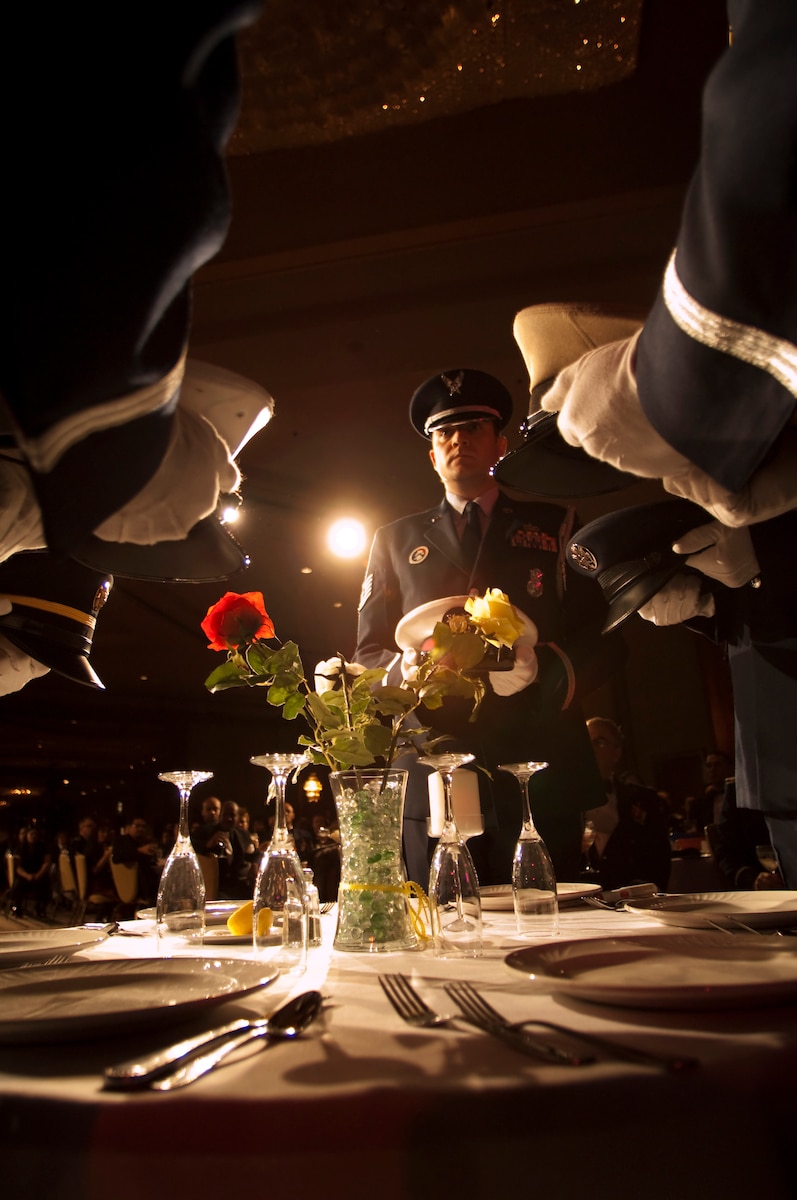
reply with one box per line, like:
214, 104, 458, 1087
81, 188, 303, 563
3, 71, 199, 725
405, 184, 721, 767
330, 769, 419, 953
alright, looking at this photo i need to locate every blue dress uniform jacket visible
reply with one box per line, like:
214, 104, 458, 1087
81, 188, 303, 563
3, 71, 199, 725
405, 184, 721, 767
355, 493, 620, 885
636, 0, 797, 493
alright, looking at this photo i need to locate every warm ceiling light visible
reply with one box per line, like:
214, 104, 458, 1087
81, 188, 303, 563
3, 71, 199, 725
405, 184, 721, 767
327, 518, 367, 559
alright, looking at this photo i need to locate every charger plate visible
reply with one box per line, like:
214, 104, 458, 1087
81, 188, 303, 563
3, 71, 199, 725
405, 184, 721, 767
481, 882, 601, 912
624, 890, 797, 931
505, 931, 797, 1010
0, 958, 279, 1042
0, 927, 111, 967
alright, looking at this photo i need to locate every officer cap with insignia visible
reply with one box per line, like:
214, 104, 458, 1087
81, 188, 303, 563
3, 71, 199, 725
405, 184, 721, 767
566, 498, 710, 633
409, 369, 513, 438
0, 550, 113, 688
494, 302, 643, 497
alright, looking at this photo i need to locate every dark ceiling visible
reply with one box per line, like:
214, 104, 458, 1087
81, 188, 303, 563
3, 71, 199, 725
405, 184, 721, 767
0, 0, 730, 822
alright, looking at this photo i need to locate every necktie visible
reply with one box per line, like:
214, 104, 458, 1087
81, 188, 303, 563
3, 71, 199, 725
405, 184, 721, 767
460, 501, 482, 562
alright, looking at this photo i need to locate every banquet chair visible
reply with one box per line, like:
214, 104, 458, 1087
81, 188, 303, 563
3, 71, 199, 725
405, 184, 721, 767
58, 850, 81, 922
2, 851, 15, 915
73, 853, 114, 923
197, 854, 219, 902
110, 860, 140, 915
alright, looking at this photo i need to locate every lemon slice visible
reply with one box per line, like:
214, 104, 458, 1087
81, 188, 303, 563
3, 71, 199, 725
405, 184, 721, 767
227, 900, 254, 936
227, 900, 273, 937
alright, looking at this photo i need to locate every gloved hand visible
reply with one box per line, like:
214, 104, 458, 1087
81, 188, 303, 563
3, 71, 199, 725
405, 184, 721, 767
673, 521, 760, 587
400, 648, 420, 683
663, 426, 797, 527
0, 460, 45, 564
541, 331, 693, 479
93, 406, 240, 545
489, 634, 539, 696
638, 573, 716, 626
0, 633, 50, 696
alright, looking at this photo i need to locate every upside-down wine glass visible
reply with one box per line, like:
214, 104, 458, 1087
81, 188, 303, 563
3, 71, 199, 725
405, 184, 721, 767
156, 770, 213, 954
498, 761, 559, 936
250, 752, 309, 972
420, 752, 483, 958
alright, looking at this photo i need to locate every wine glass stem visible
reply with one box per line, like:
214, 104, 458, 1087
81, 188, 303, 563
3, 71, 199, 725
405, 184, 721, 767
520, 778, 535, 834
442, 772, 455, 826
177, 789, 191, 842
272, 773, 289, 844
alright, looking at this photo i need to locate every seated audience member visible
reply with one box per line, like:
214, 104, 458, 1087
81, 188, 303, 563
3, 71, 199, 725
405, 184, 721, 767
90, 822, 116, 902
284, 802, 314, 864
218, 801, 257, 899
112, 817, 162, 904
687, 750, 734, 834
236, 806, 259, 857
583, 717, 671, 891
8, 825, 53, 918
190, 796, 224, 852
710, 779, 785, 891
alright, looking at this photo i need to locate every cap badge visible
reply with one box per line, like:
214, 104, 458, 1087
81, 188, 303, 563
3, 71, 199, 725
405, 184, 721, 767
409, 546, 429, 565
569, 542, 598, 572
440, 371, 464, 397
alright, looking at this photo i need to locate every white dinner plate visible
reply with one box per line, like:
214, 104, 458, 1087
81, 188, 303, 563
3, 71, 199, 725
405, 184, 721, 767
137, 901, 241, 926
624, 890, 797, 930
505, 931, 797, 1010
0, 926, 111, 967
0, 957, 279, 1042
480, 882, 601, 912
129, 902, 280, 946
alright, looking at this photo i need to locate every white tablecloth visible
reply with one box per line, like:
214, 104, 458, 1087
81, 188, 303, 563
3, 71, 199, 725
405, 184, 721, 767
1, 904, 796, 1200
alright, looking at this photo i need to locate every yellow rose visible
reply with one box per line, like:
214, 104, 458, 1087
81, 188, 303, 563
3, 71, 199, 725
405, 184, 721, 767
465, 588, 525, 648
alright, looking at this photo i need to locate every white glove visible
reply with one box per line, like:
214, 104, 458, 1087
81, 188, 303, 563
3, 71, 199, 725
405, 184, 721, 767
0, 633, 50, 696
673, 521, 760, 587
663, 426, 797, 527
0, 459, 45, 564
400, 648, 419, 683
638, 573, 715, 626
93, 406, 240, 545
541, 332, 692, 479
489, 634, 539, 696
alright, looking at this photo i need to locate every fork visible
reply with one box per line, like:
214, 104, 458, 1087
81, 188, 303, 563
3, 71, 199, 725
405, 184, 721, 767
445, 980, 698, 1072
378, 974, 581, 1065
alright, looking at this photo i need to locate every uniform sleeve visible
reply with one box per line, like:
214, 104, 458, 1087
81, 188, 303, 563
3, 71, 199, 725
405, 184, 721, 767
354, 528, 404, 676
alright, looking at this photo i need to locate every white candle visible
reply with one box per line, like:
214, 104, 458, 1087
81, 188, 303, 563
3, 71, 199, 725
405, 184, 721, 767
427, 769, 483, 838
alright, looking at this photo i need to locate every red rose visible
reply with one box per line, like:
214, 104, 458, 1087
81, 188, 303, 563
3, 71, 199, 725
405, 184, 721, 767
201, 592, 275, 651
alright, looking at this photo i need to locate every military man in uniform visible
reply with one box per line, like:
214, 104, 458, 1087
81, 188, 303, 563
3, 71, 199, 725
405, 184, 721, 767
354, 369, 620, 887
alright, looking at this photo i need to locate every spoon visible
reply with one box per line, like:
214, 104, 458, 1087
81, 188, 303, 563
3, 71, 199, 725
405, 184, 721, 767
104, 990, 323, 1091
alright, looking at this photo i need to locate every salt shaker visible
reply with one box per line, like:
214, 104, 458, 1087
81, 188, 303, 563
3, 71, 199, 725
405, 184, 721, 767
303, 867, 323, 947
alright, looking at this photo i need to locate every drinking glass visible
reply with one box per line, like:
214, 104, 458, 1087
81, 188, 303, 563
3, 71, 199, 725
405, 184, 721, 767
250, 752, 309, 972
756, 844, 779, 873
420, 752, 483, 958
156, 770, 213, 954
498, 761, 559, 936
581, 819, 600, 876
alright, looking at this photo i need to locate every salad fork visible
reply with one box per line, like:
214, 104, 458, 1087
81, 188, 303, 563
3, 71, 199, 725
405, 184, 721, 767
378, 974, 581, 1064
378, 973, 456, 1030
445, 980, 698, 1072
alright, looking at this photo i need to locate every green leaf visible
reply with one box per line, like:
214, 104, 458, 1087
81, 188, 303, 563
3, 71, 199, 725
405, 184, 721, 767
307, 690, 344, 728
450, 631, 487, 671
204, 661, 250, 692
